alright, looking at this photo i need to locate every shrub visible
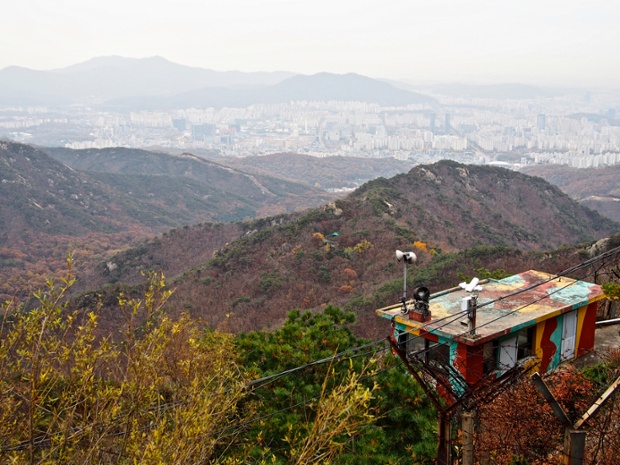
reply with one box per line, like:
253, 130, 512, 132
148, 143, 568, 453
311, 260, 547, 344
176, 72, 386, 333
0, 262, 251, 464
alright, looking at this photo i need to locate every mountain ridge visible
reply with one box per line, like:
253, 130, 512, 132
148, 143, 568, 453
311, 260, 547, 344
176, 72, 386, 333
0, 56, 295, 104
0, 142, 331, 300
219, 152, 419, 190
41, 146, 331, 214
522, 164, 620, 223
0, 56, 434, 107
105, 72, 437, 110
72, 160, 619, 338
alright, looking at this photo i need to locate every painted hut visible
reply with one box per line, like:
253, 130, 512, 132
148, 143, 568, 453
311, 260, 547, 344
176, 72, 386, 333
376, 270, 605, 393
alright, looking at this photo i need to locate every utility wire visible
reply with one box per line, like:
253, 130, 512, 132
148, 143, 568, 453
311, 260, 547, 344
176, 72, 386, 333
396, 265, 605, 377
212, 364, 399, 442
244, 243, 620, 394
3, 244, 618, 454
210, 248, 619, 444
246, 339, 387, 389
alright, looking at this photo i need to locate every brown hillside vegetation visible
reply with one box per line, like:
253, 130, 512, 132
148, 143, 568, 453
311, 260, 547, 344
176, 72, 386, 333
0, 142, 332, 300
523, 163, 620, 222
42, 146, 332, 217
219, 151, 419, 190
348, 162, 617, 251
74, 161, 619, 339
0, 141, 157, 299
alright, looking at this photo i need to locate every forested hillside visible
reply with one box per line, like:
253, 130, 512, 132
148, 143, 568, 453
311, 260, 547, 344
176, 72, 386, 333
73, 161, 619, 339
523, 163, 620, 222
219, 151, 419, 190
2, 257, 619, 464
0, 142, 330, 300
42, 146, 331, 217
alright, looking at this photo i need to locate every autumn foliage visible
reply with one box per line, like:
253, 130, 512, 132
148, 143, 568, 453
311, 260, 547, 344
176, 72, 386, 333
0, 265, 252, 464
474, 359, 620, 465
0, 262, 434, 464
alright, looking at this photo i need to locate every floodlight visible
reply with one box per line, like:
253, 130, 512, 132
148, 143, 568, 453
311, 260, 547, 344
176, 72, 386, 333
413, 286, 431, 317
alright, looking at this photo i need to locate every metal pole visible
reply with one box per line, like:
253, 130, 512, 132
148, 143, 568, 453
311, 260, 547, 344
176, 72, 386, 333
403, 262, 407, 300
468, 295, 477, 335
462, 411, 474, 465
401, 262, 408, 312
532, 372, 585, 465
531, 372, 573, 427
437, 412, 453, 465
387, 337, 453, 464
564, 429, 586, 465
387, 338, 444, 412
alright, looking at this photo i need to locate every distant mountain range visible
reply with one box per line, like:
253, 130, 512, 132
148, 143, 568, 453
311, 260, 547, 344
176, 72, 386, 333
0, 56, 293, 104
0, 55, 589, 109
0, 56, 435, 108
379, 79, 586, 100
417, 83, 573, 99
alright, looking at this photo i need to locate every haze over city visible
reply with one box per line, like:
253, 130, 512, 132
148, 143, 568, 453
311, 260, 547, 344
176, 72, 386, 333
3, 0, 619, 87
1, 3, 620, 462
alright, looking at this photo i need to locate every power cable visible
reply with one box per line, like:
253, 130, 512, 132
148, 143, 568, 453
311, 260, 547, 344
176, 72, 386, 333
241, 244, 620, 394
3, 244, 618, 455
384, 247, 619, 381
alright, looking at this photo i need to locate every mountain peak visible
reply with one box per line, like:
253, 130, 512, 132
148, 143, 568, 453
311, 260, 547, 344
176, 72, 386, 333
54, 55, 175, 73
259, 72, 436, 106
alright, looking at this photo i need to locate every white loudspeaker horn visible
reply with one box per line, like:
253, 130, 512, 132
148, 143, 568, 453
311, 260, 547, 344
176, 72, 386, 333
395, 250, 416, 264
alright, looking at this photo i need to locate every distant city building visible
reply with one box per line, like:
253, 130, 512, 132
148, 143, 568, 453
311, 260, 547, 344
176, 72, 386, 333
192, 124, 216, 141
429, 112, 436, 134
2, 92, 620, 167
172, 118, 186, 131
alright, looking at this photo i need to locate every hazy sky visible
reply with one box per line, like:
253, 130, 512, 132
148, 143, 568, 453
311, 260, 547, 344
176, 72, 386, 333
2, 0, 619, 87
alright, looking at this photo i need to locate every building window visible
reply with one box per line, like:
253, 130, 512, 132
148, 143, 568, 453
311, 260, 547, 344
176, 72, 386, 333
517, 327, 535, 360
496, 326, 534, 374
425, 339, 450, 366
483, 341, 498, 375
405, 331, 425, 356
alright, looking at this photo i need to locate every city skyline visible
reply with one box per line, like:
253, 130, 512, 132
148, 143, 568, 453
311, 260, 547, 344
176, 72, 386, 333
2, 0, 619, 88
